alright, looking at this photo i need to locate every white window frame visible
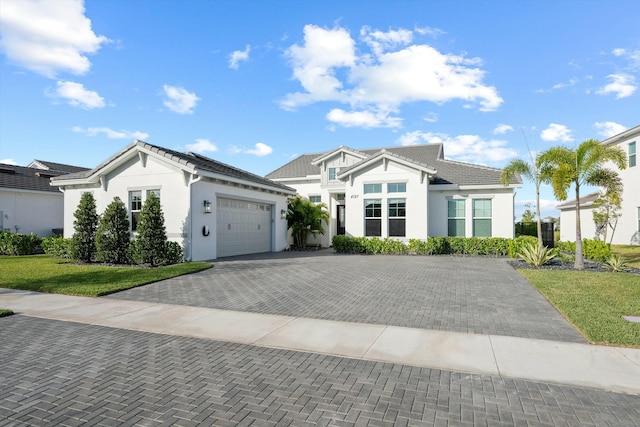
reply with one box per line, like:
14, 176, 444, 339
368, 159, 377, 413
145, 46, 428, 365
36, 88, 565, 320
629, 141, 636, 168
472, 199, 492, 237
447, 200, 466, 237
364, 183, 382, 194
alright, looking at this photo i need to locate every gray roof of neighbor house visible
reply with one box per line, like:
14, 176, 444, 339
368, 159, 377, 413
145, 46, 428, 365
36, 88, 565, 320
556, 192, 600, 210
28, 160, 90, 175
0, 161, 89, 193
266, 144, 522, 186
53, 140, 296, 193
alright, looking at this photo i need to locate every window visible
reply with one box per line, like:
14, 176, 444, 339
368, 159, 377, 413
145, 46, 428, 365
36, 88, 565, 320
473, 199, 492, 237
364, 183, 382, 194
129, 191, 142, 231
336, 193, 345, 202
364, 199, 382, 236
147, 189, 160, 200
387, 183, 406, 193
630, 141, 636, 168
388, 198, 406, 237
328, 167, 339, 181
309, 195, 321, 203
448, 200, 465, 237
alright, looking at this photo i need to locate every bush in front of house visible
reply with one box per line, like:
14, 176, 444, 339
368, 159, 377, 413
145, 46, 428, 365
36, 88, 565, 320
96, 197, 131, 264
556, 238, 613, 263
71, 192, 99, 262
0, 231, 42, 255
133, 192, 168, 266
332, 235, 537, 257
41, 235, 74, 258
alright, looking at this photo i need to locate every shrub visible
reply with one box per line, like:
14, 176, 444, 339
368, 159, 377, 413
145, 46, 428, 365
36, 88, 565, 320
71, 192, 98, 262
134, 193, 167, 266
507, 235, 538, 258
96, 197, 131, 264
162, 241, 184, 265
603, 255, 630, 273
41, 235, 74, 258
556, 239, 612, 263
0, 231, 42, 255
518, 241, 558, 267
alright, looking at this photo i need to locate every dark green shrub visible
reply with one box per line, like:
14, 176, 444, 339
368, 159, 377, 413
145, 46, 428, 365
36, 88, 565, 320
507, 236, 538, 258
134, 193, 167, 266
429, 236, 451, 255
41, 235, 73, 258
556, 239, 612, 263
71, 192, 98, 262
96, 197, 131, 264
0, 231, 42, 255
162, 241, 184, 265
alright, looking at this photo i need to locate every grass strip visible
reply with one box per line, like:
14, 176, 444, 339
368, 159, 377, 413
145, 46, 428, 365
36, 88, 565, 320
0, 309, 14, 317
610, 245, 640, 269
519, 269, 640, 347
0, 255, 212, 297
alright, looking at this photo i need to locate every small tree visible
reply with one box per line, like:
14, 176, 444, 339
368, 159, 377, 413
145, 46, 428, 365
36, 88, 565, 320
72, 192, 98, 262
521, 203, 536, 223
592, 176, 623, 245
96, 197, 131, 264
286, 196, 330, 248
134, 192, 167, 266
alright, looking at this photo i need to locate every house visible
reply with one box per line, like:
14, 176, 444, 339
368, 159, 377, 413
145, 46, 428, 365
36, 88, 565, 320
0, 160, 88, 236
266, 144, 522, 247
557, 125, 640, 245
51, 140, 296, 261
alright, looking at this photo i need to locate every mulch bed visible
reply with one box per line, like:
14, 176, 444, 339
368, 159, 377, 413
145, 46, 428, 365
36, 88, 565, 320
507, 258, 640, 274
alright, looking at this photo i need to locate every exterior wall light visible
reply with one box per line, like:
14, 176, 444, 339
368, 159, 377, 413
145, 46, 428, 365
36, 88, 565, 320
281, 209, 287, 219
204, 200, 212, 213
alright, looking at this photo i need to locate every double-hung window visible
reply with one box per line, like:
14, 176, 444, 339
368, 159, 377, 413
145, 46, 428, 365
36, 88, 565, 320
388, 198, 406, 237
448, 200, 465, 237
328, 167, 340, 181
129, 191, 142, 231
472, 199, 492, 237
629, 141, 636, 168
364, 199, 382, 236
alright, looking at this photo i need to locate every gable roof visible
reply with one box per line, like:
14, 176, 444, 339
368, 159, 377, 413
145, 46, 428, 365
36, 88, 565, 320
0, 160, 89, 193
601, 124, 640, 146
556, 192, 600, 210
52, 140, 296, 194
266, 143, 522, 186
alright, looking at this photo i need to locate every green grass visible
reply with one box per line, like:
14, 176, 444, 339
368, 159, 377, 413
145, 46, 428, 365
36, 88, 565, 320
0, 309, 14, 317
610, 245, 640, 269
0, 255, 212, 297
519, 269, 640, 347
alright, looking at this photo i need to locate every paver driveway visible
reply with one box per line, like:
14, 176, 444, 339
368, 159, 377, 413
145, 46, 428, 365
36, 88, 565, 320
108, 251, 585, 343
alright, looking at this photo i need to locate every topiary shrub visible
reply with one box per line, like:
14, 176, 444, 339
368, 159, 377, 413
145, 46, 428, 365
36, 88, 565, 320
133, 193, 167, 266
161, 241, 184, 265
96, 197, 131, 264
71, 192, 98, 262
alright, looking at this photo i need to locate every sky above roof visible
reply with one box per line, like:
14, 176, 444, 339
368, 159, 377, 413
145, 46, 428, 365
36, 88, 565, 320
1, 0, 638, 219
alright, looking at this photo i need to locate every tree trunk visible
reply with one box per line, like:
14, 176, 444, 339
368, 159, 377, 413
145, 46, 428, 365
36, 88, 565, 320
608, 218, 618, 246
574, 184, 585, 270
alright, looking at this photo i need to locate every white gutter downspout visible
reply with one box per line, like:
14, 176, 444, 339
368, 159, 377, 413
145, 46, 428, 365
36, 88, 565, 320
187, 174, 203, 262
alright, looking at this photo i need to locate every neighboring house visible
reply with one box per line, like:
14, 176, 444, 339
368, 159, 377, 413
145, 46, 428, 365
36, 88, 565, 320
0, 160, 88, 236
266, 144, 522, 247
51, 140, 296, 261
557, 125, 640, 245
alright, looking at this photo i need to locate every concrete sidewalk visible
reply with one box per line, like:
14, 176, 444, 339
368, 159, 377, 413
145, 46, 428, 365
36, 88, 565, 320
2, 288, 639, 395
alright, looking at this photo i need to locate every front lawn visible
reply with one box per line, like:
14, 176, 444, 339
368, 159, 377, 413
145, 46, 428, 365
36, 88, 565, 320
0, 255, 212, 297
611, 245, 640, 269
519, 269, 640, 347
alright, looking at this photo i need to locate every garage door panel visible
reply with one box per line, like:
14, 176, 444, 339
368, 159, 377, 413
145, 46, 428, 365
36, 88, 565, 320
216, 198, 272, 257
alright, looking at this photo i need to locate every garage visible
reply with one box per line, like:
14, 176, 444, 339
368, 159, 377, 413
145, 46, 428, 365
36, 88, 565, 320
216, 198, 273, 257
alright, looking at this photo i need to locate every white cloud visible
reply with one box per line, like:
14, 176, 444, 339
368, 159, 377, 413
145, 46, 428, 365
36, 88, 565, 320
186, 138, 218, 153
540, 123, 573, 142
229, 45, 250, 69
0, 158, 18, 165
594, 121, 627, 138
162, 84, 200, 114
612, 48, 640, 70
280, 25, 502, 128
596, 73, 637, 99
49, 80, 105, 109
414, 26, 445, 37
326, 108, 402, 128
72, 126, 149, 140
0, 0, 109, 77
423, 112, 438, 123
244, 142, 272, 157
397, 131, 517, 165
493, 124, 513, 135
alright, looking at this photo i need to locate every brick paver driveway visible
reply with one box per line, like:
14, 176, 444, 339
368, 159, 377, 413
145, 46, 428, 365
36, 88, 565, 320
3, 316, 640, 427
108, 251, 585, 343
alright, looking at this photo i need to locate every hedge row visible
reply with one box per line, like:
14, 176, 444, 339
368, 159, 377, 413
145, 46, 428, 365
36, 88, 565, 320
0, 231, 42, 256
332, 235, 538, 257
555, 239, 613, 262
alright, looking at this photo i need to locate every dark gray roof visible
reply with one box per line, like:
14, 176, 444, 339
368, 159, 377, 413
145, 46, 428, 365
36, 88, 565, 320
53, 141, 295, 193
266, 144, 522, 186
556, 192, 599, 209
0, 163, 64, 193
29, 160, 90, 174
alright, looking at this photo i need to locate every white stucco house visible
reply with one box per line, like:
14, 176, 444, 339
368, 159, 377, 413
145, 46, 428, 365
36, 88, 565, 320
51, 141, 296, 261
266, 144, 522, 247
558, 125, 640, 245
0, 160, 88, 236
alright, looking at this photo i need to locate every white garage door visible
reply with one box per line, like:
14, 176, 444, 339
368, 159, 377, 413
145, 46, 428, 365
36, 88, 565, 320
216, 198, 272, 257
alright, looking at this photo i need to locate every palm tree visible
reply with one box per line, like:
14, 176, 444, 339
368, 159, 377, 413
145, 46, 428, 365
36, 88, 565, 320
501, 156, 544, 246
286, 196, 330, 248
539, 139, 626, 270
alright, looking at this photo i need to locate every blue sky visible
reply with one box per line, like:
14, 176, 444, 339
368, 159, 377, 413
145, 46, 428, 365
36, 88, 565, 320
1, 0, 638, 219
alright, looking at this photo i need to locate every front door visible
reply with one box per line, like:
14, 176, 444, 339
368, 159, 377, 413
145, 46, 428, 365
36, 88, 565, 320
337, 205, 346, 235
